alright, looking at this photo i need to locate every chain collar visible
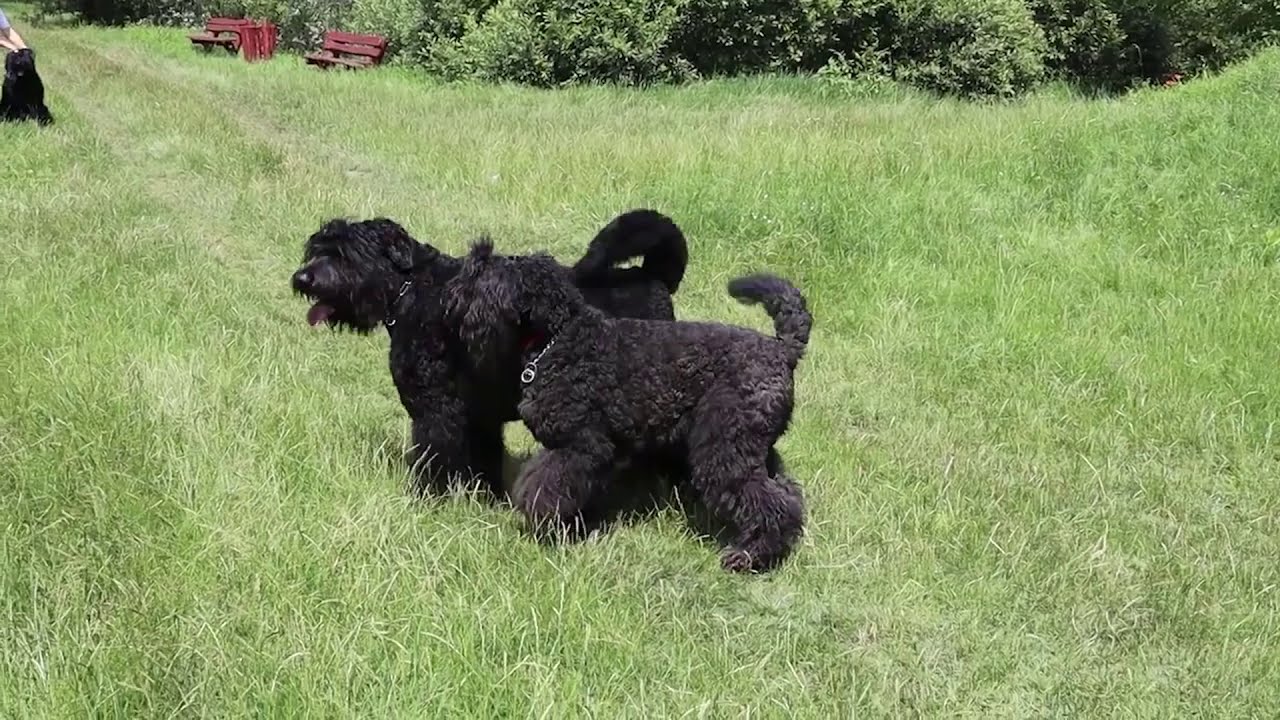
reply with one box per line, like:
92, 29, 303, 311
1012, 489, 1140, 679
384, 281, 412, 328
520, 338, 556, 385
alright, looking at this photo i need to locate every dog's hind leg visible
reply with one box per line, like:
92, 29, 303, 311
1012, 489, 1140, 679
35, 105, 53, 126
732, 469, 805, 572
688, 414, 805, 573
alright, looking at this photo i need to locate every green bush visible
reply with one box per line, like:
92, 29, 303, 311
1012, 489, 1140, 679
412, 0, 496, 65
1031, 0, 1280, 90
431, 0, 547, 82
266, 0, 355, 51
667, 0, 1048, 96
347, 0, 420, 54
1029, 0, 1131, 89
29, 0, 1280, 96
804, 0, 897, 72
667, 0, 815, 75
892, 0, 1047, 97
1152, 0, 1280, 73
32, 0, 207, 24
665, 0, 897, 77
437, 0, 689, 85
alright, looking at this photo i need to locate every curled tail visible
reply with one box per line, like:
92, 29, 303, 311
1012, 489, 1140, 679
728, 274, 812, 366
572, 209, 688, 294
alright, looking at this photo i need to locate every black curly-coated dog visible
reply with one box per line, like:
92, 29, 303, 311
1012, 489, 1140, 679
446, 240, 812, 573
1, 49, 53, 125
290, 210, 689, 498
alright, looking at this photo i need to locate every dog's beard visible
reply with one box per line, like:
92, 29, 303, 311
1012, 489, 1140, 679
292, 257, 390, 331
292, 284, 339, 327
295, 286, 386, 332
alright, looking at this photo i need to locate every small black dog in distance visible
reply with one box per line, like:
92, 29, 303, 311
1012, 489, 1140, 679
447, 241, 812, 573
1, 49, 54, 125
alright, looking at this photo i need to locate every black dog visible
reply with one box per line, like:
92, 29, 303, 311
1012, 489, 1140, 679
446, 241, 811, 572
290, 210, 688, 498
1, 49, 53, 125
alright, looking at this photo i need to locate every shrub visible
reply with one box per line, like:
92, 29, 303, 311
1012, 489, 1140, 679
437, 0, 689, 85
1031, 0, 1280, 90
891, 0, 1047, 97
346, 0, 425, 59
30, 0, 1280, 97
666, 0, 815, 75
264, 0, 356, 51
32, 0, 207, 25
1029, 0, 1131, 89
804, 0, 898, 73
413, 0, 497, 65
432, 0, 549, 83
666, 0, 898, 77
1152, 0, 1280, 73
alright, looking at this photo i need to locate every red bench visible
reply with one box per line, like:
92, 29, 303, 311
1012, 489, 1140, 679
188, 17, 250, 53
304, 31, 388, 70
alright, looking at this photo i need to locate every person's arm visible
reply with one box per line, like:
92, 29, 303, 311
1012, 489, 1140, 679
0, 11, 27, 51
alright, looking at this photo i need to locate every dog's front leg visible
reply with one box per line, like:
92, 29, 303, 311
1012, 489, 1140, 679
465, 420, 508, 501
514, 434, 614, 542
406, 416, 473, 496
399, 359, 485, 497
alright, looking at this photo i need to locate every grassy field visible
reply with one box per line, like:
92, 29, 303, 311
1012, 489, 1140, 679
4, 10, 1280, 717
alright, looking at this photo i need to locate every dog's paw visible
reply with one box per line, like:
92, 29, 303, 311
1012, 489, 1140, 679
720, 547, 758, 574
525, 512, 589, 545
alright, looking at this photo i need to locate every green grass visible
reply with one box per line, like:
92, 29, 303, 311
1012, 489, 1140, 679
4, 13, 1280, 717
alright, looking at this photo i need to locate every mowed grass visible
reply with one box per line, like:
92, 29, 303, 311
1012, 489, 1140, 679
4, 13, 1280, 717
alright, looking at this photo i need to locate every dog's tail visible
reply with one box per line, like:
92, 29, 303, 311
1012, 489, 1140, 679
571, 209, 688, 294
728, 274, 812, 366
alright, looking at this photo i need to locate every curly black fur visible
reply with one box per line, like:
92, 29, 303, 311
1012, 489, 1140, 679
290, 211, 688, 498
446, 241, 812, 573
1, 49, 53, 126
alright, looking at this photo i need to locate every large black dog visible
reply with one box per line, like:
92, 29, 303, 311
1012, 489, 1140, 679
291, 210, 688, 498
1, 49, 53, 125
446, 241, 811, 572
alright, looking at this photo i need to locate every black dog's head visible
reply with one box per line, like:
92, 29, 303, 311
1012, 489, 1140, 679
5, 48, 35, 77
291, 217, 439, 333
445, 239, 588, 364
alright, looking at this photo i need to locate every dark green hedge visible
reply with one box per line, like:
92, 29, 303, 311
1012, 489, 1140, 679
32, 0, 1280, 95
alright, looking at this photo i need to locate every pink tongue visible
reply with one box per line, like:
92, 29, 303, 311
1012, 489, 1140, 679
307, 304, 334, 326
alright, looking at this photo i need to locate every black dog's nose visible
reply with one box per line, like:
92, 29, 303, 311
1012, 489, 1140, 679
292, 269, 314, 292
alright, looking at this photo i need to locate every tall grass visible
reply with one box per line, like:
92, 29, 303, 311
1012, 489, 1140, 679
3, 16, 1280, 717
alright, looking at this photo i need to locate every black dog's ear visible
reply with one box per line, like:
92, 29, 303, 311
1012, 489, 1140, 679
378, 219, 418, 271
520, 253, 586, 333
386, 239, 415, 271
370, 218, 438, 272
